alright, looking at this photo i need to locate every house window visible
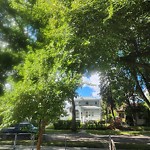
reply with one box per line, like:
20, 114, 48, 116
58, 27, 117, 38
86, 112, 88, 117
95, 101, 97, 105
86, 101, 89, 105
79, 102, 81, 106
92, 112, 94, 116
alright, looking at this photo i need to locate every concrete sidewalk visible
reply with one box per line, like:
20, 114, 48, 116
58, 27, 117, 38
0, 145, 108, 150
43, 133, 150, 144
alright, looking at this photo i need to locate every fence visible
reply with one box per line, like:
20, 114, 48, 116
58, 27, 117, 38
0, 133, 116, 150
0, 133, 35, 150
109, 135, 116, 150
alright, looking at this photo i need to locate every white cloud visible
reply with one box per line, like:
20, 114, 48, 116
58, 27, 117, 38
81, 72, 100, 98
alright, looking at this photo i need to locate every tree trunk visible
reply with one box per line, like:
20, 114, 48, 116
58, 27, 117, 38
132, 95, 138, 126
126, 98, 135, 126
132, 70, 150, 108
108, 88, 115, 121
110, 105, 115, 121
139, 70, 150, 94
136, 78, 150, 108
36, 120, 46, 150
71, 96, 77, 132
106, 106, 109, 123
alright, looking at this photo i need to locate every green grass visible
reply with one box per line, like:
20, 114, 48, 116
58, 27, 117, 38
116, 143, 150, 150
1, 127, 150, 150
45, 127, 150, 136
44, 141, 150, 150
1, 137, 150, 150
86, 129, 150, 136
1, 139, 150, 150
0, 140, 31, 145
45, 128, 73, 134
42, 141, 108, 148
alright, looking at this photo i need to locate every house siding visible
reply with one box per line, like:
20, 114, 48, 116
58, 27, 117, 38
62, 97, 101, 123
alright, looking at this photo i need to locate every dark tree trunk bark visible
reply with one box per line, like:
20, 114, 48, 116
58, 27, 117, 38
132, 70, 150, 108
110, 105, 115, 121
71, 96, 77, 132
106, 106, 109, 123
136, 78, 150, 108
108, 88, 115, 121
126, 98, 136, 126
139, 70, 150, 94
131, 95, 138, 126
36, 120, 46, 150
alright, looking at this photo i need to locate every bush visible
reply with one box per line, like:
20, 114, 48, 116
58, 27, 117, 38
82, 120, 107, 130
53, 120, 80, 130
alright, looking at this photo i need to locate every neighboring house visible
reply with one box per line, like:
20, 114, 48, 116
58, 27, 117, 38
61, 97, 102, 123
125, 102, 149, 126
116, 105, 126, 123
116, 102, 150, 126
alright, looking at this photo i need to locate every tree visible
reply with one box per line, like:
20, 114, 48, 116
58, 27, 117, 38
1, 48, 81, 149
0, 2, 149, 146
0, 0, 36, 96
108, 0, 150, 107
0, 1, 83, 149
68, 0, 150, 107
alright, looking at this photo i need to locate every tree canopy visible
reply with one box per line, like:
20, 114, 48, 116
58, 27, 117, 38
67, 0, 150, 107
0, 0, 149, 148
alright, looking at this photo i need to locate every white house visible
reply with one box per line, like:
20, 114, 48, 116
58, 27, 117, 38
62, 97, 102, 123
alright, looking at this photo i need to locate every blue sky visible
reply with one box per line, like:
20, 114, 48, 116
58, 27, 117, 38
76, 72, 100, 98
77, 86, 94, 97
76, 72, 150, 100
5, 72, 101, 98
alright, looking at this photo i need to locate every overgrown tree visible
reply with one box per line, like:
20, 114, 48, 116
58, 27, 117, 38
1, 48, 81, 149
0, 2, 149, 146
68, 0, 150, 107
1, 0, 81, 149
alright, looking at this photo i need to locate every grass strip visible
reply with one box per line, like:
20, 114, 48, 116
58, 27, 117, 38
116, 143, 150, 150
42, 140, 108, 148
1, 140, 150, 150
45, 128, 150, 136
86, 130, 150, 136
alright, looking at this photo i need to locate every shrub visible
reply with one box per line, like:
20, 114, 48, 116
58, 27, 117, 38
53, 120, 80, 130
82, 120, 107, 130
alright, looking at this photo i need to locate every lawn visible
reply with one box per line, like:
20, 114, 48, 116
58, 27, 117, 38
0, 127, 150, 150
43, 127, 150, 149
86, 129, 150, 136
1, 139, 149, 150
45, 127, 150, 136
